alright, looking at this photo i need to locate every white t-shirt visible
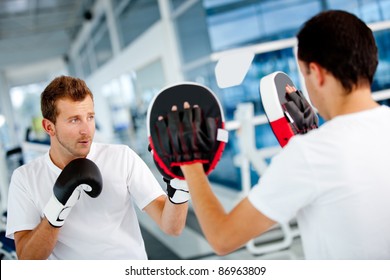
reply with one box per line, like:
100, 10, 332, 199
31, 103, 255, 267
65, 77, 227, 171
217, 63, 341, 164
248, 106, 390, 259
6, 142, 165, 259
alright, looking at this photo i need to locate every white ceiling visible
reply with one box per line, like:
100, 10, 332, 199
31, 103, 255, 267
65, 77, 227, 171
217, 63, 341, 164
0, 0, 94, 71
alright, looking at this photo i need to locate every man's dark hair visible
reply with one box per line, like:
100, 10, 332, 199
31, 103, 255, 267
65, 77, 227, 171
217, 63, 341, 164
41, 76, 94, 123
297, 10, 378, 92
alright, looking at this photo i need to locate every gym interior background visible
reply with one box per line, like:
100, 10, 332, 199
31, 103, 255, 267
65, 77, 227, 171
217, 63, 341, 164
0, 0, 390, 260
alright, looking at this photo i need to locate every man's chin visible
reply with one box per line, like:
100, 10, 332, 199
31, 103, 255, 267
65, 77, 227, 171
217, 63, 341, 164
74, 144, 91, 157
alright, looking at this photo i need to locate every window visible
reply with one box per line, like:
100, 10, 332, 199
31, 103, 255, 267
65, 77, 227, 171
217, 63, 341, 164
206, 0, 321, 51
92, 14, 113, 68
175, 1, 212, 63
80, 43, 92, 78
115, 0, 160, 48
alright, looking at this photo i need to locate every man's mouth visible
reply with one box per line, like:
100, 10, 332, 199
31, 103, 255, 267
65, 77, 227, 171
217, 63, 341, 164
78, 139, 90, 144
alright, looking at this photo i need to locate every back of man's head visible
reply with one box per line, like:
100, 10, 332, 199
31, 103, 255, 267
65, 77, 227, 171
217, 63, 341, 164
297, 10, 378, 92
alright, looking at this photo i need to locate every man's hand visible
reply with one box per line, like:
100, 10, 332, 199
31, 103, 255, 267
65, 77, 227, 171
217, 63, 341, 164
283, 85, 318, 134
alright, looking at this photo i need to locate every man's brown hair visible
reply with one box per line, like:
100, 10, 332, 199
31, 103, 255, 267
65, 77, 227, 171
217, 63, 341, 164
41, 76, 94, 123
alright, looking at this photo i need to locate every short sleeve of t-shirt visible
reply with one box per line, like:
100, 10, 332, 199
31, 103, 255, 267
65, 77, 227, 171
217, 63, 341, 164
125, 148, 165, 210
6, 169, 42, 239
248, 137, 319, 224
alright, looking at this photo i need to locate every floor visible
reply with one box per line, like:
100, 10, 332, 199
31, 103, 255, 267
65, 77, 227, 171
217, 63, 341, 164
139, 207, 305, 260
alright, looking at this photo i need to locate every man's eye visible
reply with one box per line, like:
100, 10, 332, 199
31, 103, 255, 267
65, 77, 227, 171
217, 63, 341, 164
70, 118, 79, 123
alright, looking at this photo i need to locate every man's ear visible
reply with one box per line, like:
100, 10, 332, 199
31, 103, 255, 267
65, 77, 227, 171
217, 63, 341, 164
309, 62, 326, 87
42, 118, 55, 136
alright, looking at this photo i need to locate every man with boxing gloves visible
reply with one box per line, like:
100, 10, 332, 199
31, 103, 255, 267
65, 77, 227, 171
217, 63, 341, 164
6, 76, 188, 259
155, 10, 390, 259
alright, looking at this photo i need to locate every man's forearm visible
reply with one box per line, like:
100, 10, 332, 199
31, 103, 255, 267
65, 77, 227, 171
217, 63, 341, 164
181, 163, 276, 255
15, 218, 60, 260
181, 163, 228, 247
161, 199, 188, 236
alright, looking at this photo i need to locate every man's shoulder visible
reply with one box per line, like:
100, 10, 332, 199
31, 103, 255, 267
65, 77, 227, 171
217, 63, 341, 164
90, 142, 145, 171
377, 105, 390, 116
92, 142, 136, 156
13, 153, 47, 178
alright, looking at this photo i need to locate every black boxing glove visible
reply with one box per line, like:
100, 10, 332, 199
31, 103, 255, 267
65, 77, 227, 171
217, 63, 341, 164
44, 158, 103, 227
283, 90, 318, 134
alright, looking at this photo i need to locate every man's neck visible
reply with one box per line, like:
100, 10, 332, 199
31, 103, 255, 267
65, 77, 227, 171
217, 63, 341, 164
48, 142, 81, 170
328, 87, 379, 119
48, 149, 69, 170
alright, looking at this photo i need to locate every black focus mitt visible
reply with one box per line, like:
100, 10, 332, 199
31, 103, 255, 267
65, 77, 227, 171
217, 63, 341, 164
147, 83, 228, 180
260, 71, 318, 147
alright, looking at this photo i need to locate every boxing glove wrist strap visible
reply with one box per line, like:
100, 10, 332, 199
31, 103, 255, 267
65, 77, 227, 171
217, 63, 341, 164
165, 179, 190, 204
43, 187, 81, 227
44, 195, 71, 227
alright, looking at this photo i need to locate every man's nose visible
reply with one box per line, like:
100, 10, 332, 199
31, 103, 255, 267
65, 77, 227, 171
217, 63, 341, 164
79, 121, 90, 135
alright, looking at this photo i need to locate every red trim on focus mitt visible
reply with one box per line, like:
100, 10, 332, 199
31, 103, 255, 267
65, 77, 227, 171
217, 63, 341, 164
147, 82, 228, 180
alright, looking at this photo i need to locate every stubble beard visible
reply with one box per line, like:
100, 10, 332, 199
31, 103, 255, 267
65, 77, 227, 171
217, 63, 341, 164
56, 133, 92, 158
